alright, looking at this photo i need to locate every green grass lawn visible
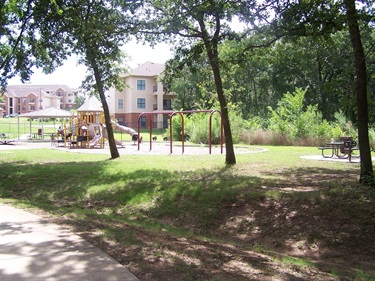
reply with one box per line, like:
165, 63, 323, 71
0, 145, 374, 280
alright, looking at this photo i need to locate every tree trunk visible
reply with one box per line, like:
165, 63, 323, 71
344, 0, 374, 184
195, 17, 236, 164
88, 54, 120, 159
206, 47, 236, 164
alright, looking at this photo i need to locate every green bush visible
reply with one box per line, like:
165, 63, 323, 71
170, 114, 185, 141
268, 88, 307, 139
333, 110, 357, 139
185, 113, 222, 144
164, 89, 365, 147
267, 88, 354, 142
369, 129, 375, 151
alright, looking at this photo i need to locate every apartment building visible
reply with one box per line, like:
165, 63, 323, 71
110, 61, 175, 129
3, 85, 78, 116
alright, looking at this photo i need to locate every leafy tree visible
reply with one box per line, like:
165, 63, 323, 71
144, 0, 271, 164
165, 56, 216, 111
74, 94, 86, 109
0, 0, 69, 86
1, 0, 141, 159
59, 0, 133, 159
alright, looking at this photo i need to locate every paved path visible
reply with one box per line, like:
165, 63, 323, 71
0, 204, 139, 281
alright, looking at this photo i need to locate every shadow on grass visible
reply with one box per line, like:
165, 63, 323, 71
1, 161, 374, 280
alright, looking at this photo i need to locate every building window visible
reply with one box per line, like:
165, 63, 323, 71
22, 98, 26, 103
118, 98, 124, 110
163, 99, 172, 110
137, 98, 146, 109
137, 80, 146, 90
29, 97, 35, 103
140, 116, 146, 127
57, 92, 63, 97
118, 117, 124, 125
30, 105, 35, 111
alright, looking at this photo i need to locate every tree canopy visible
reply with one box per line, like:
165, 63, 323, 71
0, 0, 69, 86
1, 0, 142, 159
58, 0, 141, 159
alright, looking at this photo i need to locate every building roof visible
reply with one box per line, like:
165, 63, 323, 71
19, 107, 72, 118
127, 61, 165, 77
77, 96, 103, 112
5, 85, 75, 98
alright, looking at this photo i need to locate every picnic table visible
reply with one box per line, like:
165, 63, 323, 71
318, 137, 359, 162
28, 132, 54, 140
0, 133, 13, 145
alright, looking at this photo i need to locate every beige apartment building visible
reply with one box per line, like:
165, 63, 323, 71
110, 61, 175, 129
3, 85, 78, 116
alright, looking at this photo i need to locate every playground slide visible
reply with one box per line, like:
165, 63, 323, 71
110, 120, 138, 142
102, 128, 124, 147
89, 123, 103, 147
86, 121, 138, 147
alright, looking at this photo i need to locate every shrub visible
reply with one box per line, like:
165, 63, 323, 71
169, 114, 184, 141
186, 113, 222, 144
333, 110, 357, 139
267, 88, 307, 139
369, 129, 375, 151
267, 88, 354, 142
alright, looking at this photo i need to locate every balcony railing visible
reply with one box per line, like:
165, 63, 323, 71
153, 104, 173, 111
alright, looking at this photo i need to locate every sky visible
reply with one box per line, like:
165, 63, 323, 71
8, 39, 174, 89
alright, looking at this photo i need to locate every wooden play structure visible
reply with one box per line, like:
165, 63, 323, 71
56, 96, 137, 149
56, 96, 105, 148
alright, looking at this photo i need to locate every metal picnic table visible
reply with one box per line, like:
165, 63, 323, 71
318, 137, 359, 162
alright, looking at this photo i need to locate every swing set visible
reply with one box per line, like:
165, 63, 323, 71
137, 110, 223, 154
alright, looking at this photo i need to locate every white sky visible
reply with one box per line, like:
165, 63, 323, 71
8, 39, 173, 89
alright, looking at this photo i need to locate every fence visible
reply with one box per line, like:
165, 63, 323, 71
0, 119, 168, 140
0, 119, 61, 139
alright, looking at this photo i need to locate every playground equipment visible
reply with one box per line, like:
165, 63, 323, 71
137, 110, 223, 154
111, 121, 138, 144
88, 123, 103, 147
60, 96, 138, 148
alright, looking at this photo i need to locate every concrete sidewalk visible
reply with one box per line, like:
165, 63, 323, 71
0, 204, 139, 281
